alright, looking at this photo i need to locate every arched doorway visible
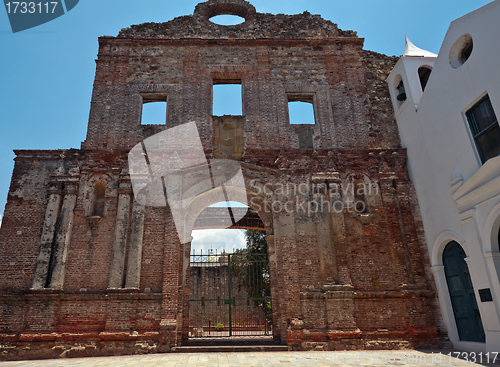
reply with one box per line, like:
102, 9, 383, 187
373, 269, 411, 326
443, 241, 485, 342
185, 199, 275, 343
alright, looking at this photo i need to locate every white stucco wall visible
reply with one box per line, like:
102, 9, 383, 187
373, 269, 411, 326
388, 0, 500, 353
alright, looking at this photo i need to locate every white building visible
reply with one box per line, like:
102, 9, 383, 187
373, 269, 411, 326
388, 0, 500, 353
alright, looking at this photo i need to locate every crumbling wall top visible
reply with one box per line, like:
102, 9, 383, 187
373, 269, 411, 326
118, 0, 356, 39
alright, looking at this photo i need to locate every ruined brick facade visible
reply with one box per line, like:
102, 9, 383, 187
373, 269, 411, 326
0, 0, 446, 360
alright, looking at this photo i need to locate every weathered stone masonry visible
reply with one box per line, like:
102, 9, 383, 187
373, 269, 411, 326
0, 0, 447, 360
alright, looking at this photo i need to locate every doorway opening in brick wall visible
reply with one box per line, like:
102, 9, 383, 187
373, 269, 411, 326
186, 201, 274, 344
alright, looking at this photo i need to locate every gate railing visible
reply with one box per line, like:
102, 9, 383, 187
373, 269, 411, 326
189, 251, 271, 338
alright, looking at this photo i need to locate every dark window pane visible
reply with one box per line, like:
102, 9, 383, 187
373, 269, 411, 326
472, 98, 497, 132
466, 95, 499, 163
475, 123, 500, 162
498, 227, 500, 250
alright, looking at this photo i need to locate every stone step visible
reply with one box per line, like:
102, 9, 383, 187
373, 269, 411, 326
173, 345, 290, 353
185, 338, 277, 347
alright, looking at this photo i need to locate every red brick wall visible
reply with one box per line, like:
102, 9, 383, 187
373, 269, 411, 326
0, 1, 446, 360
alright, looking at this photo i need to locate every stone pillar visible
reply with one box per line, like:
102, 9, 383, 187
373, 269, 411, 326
108, 181, 132, 289
160, 196, 185, 346
324, 285, 359, 343
266, 234, 281, 340
312, 173, 349, 285
31, 182, 63, 289
47, 182, 78, 290
179, 236, 192, 345
313, 180, 336, 283
124, 194, 146, 289
379, 176, 413, 285
394, 177, 428, 284
274, 209, 298, 343
392, 178, 416, 284
324, 286, 357, 330
330, 177, 351, 285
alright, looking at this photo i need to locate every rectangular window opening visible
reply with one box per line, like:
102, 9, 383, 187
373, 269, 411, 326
466, 94, 500, 163
141, 100, 167, 125
213, 83, 242, 116
288, 97, 315, 125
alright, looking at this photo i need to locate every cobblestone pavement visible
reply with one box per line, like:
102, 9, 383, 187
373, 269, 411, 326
0, 350, 498, 367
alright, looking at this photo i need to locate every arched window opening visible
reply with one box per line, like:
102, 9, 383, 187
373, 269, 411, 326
418, 66, 432, 92
396, 80, 406, 102
393, 75, 406, 110
92, 181, 106, 217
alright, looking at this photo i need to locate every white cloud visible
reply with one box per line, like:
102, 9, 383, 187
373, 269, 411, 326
191, 229, 247, 255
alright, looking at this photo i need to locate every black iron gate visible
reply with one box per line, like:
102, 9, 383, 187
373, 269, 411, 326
189, 250, 271, 338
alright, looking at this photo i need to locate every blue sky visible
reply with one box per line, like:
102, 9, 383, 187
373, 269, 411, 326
0, 0, 493, 243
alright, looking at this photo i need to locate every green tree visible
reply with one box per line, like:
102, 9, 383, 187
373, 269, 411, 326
231, 230, 271, 321
245, 229, 268, 254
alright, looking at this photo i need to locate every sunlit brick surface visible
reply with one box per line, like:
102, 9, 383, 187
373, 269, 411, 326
0, 0, 447, 360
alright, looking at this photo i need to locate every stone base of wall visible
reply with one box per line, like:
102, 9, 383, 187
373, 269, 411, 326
287, 328, 452, 351
0, 333, 171, 361
0, 329, 452, 361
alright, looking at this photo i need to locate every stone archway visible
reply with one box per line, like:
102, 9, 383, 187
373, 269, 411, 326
178, 184, 282, 344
